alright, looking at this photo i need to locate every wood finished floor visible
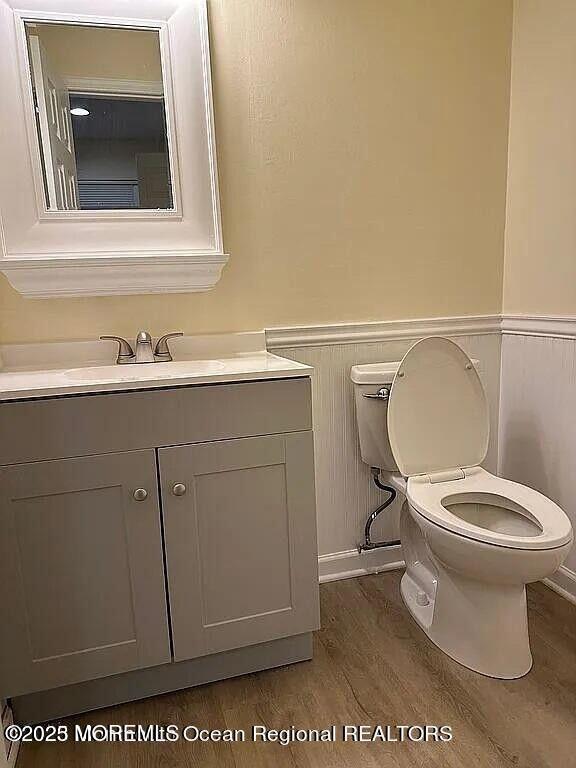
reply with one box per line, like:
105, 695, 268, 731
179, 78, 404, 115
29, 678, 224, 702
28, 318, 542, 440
17, 573, 576, 768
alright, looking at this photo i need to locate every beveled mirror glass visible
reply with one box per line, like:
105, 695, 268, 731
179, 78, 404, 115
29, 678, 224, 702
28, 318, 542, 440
24, 22, 174, 211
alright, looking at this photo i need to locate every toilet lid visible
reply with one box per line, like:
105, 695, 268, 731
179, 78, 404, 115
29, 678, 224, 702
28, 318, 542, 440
387, 337, 489, 477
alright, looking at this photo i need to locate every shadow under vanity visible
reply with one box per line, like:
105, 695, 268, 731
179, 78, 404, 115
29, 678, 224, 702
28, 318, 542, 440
0, 341, 320, 724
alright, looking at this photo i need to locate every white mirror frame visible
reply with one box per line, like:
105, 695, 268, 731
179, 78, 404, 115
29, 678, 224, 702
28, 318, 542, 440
0, 0, 227, 297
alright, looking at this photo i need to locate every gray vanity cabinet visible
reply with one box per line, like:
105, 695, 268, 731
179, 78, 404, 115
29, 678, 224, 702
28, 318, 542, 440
0, 377, 319, 706
159, 432, 319, 661
0, 450, 171, 697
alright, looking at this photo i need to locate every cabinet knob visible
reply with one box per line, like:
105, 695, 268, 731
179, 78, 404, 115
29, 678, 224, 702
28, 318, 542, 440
172, 483, 187, 497
133, 488, 148, 501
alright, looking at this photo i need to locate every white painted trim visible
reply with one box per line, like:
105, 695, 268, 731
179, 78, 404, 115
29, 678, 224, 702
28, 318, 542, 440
318, 547, 404, 584
0, 250, 226, 264
266, 315, 502, 349
543, 566, 576, 606
64, 76, 164, 96
269, 314, 576, 349
502, 314, 576, 340
13, 10, 183, 221
198, 0, 224, 255
1, 252, 228, 298
319, 549, 576, 612
0, 0, 226, 298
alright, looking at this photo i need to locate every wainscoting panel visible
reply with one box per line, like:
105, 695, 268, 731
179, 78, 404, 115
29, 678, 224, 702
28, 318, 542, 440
499, 332, 576, 575
271, 328, 501, 564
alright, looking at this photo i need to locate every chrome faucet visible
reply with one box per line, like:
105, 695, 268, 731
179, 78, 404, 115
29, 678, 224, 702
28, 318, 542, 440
100, 331, 183, 364
134, 331, 155, 364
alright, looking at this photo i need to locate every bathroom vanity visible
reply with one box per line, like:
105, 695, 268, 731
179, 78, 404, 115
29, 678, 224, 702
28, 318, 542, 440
0, 0, 320, 726
0, 334, 319, 723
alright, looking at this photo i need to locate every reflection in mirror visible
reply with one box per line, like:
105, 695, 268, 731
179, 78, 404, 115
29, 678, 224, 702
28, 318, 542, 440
24, 22, 174, 211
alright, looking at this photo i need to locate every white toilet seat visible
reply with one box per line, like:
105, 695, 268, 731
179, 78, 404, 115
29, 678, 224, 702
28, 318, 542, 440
388, 336, 489, 478
407, 466, 573, 551
388, 336, 573, 553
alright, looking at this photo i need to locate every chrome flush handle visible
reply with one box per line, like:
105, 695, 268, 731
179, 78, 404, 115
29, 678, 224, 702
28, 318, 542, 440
362, 387, 390, 400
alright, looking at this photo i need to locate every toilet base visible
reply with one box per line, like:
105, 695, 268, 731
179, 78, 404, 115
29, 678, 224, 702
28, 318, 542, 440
401, 567, 533, 679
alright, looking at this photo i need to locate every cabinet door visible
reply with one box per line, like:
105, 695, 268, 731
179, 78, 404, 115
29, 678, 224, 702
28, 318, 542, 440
0, 451, 170, 697
160, 433, 320, 661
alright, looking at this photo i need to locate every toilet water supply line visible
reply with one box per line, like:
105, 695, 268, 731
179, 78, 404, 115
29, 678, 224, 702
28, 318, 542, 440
358, 467, 402, 553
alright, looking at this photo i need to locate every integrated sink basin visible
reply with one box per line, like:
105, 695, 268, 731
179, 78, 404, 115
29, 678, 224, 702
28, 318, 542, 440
0, 332, 314, 401
64, 359, 226, 383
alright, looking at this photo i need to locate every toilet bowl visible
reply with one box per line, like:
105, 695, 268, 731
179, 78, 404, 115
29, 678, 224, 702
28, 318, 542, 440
351, 337, 573, 679
402, 466, 572, 678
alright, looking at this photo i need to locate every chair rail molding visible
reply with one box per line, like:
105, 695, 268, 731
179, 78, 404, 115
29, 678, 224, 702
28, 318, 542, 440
501, 314, 576, 339
268, 314, 576, 349
266, 314, 502, 349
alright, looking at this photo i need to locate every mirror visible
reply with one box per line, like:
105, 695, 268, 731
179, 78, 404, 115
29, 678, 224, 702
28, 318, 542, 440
24, 22, 174, 212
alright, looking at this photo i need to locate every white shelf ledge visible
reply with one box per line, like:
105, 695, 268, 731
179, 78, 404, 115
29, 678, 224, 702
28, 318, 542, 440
0, 252, 229, 298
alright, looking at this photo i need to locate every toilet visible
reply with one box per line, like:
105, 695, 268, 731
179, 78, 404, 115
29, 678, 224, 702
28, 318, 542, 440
351, 336, 573, 679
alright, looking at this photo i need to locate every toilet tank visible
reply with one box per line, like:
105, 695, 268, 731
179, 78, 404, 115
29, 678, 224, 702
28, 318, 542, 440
351, 361, 400, 471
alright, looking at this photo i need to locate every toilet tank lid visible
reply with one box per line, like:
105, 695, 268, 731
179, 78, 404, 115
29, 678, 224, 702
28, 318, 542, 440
351, 357, 480, 385
351, 361, 400, 385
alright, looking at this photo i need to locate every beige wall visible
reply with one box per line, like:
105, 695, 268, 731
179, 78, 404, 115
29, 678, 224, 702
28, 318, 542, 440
31, 24, 162, 82
504, 0, 576, 315
0, 0, 512, 344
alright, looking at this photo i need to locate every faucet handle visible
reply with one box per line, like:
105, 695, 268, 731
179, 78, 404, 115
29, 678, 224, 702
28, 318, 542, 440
154, 332, 183, 362
100, 335, 135, 365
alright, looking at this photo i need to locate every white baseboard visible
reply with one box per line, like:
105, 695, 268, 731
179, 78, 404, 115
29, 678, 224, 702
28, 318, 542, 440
543, 566, 576, 606
318, 546, 404, 583
319, 552, 576, 611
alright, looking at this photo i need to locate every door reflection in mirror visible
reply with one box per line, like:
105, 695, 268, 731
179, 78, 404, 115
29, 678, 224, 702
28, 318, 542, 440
24, 21, 174, 212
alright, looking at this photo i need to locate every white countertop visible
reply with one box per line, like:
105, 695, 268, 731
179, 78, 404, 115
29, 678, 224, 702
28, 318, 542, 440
0, 332, 313, 401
